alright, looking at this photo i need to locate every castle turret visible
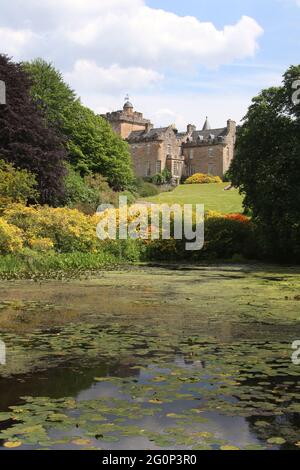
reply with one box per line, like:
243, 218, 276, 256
202, 116, 211, 131
123, 100, 134, 115
101, 99, 152, 139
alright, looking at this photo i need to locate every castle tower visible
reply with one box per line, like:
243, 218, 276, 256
101, 98, 152, 139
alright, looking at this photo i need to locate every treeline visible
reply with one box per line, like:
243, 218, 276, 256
0, 55, 134, 210
230, 64, 300, 262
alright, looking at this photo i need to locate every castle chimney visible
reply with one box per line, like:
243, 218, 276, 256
187, 124, 196, 135
227, 119, 236, 134
145, 122, 153, 133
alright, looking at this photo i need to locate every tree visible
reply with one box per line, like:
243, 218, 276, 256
22, 58, 76, 127
24, 59, 134, 190
0, 55, 67, 205
230, 65, 300, 261
63, 101, 134, 190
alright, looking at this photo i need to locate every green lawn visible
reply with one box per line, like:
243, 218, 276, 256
144, 183, 244, 214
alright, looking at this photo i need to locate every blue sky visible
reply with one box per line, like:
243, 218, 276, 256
0, 0, 299, 129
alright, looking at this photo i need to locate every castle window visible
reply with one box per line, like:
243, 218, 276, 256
208, 148, 214, 158
167, 144, 171, 155
188, 165, 194, 176
190, 149, 194, 160
208, 163, 214, 175
145, 162, 151, 177
156, 161, 162, 174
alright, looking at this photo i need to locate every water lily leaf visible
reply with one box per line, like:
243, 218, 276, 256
267, 437, 286, 445
71, 439, 93, 446
254, 421, 271, 428
4, 441, 22, 448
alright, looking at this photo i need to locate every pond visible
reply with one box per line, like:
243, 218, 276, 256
0, 265, 300, 450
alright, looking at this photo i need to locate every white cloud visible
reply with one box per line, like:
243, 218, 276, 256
0, 0, 263, 70
65, 60, 163, 93
0, 27, 34, 56
0, 0, 265, 126
65, 10, 263, 70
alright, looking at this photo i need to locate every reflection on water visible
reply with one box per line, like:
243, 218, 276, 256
0, 266, 300, 450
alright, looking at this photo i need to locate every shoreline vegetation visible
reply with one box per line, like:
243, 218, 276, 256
0, 251, 299, 281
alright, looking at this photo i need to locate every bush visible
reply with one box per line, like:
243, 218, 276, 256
3, 204, 99, 253
0, 218, 23, 254
119, 190, 137, 206
201, 217, 256, 259
225, 213, 250, 223
28, 238, 54, 252
151, 169, 172, 185
64, 166, 119, 214
222, 171, 232, 183
205, 210, 224, 219
0, 159, 39, 204
138, 182, 160, 198
185, 173, 222, 184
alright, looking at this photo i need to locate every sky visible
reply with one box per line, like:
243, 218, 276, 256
0, 0, 299, 129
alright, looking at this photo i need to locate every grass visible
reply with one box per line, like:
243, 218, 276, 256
144, 183, 244, 214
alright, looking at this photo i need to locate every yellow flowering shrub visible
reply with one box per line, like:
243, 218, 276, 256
0, 218, 23, 254
205, 210, 224, 219
3, 204, 40, 238
3, 204, 99, 252
28, 238, 54, 252
185, 173, 222, 184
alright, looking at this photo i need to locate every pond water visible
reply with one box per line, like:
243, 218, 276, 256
0, 265, 300, 450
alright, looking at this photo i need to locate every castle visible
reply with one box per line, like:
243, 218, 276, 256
102, 100, 236, 184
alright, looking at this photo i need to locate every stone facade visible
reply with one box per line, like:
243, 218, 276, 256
182, 119, 236, 177
102, 102, 236, 183
127, 124, 187, 185
101, 101, 151, 140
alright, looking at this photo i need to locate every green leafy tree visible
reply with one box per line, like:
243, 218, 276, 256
63, 101, 134, 190
24, 59, 134, 190
64, 164, 118, 213
22, 58, 76, 127
0, 55, 67, 205
230, 65, 300, 261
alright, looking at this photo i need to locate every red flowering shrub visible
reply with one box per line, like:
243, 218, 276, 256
225, 213, 250, 224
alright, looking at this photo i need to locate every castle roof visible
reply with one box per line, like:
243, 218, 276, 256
193, 127, 227, 139
182, 127, 227, 145
127, 126, 171, 142
124, 101, 133, 109
202, 116, 211, 131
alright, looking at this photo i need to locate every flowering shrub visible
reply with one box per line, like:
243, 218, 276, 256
205, 210, 224, 219
225, 213, 250, 224
0, 202, 255, 262
3, 204, 99, 252
0, 218, 23, 254
185, 173, 222, 184
28, 238, 54, 252
0, 159, 39, 204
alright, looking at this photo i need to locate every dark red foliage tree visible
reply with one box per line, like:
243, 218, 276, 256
0, 55, 66, 205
